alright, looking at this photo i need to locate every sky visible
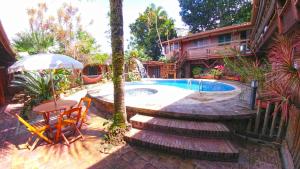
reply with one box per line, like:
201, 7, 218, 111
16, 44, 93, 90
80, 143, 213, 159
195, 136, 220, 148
0, 0, 188, 54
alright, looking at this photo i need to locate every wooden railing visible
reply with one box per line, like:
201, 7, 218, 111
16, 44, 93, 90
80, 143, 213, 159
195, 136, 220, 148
243, 92, 287, 142
164, 50, 180, 58
186, 39, 251, 60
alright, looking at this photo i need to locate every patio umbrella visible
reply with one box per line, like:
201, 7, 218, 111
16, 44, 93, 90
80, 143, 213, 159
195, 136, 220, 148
8, 53, 84, 106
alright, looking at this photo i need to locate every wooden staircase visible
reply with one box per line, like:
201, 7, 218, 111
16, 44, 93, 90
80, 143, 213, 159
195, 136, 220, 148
125, 114, 239, 162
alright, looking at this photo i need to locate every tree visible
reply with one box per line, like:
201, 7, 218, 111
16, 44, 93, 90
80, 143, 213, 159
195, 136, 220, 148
129, 4, 177, 60
13, 3, 105, 65
13, 3, 55, 54
178, 0, 252, 33
110, 0, 127, 128
13, 31, 54, 54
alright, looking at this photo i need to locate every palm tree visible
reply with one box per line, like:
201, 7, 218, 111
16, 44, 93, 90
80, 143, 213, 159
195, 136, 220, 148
147, 4, 168, 51
109, 0, 127, 128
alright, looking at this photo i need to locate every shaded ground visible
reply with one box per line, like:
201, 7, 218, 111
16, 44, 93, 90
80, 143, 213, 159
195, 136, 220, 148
0, 91, 282, 169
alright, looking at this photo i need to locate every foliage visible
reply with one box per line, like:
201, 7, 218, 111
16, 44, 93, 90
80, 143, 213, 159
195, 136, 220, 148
12, 72, 52, 102
50, 3, 99, 64
158, 55, 175, 63
88, 53, 110, 66
13, 3, 55, 54
215, 65, 225, 72
129, 3, 177, 60
266, 34, 300, 110
125, 49, 151, 62
127, 72, 140, 82
224, 55, 269, 89
16, 3, 100, 65
11, 72, 53, 119
208, 69, 222, 77
178, 0, 252, 33
53, 69, 71, 94
209, 65, 224, 76
13, 31, 54, 55
73, 30, 102, 65
192, 67, 202, 76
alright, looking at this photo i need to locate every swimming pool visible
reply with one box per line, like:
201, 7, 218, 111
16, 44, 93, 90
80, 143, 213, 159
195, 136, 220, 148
126, 79, 235, 92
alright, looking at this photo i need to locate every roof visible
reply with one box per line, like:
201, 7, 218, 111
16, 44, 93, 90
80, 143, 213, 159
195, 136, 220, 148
0, 20, 16, 66
162, 22, 253, 44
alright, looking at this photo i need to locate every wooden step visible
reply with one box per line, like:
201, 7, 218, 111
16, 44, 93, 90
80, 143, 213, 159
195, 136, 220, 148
125, 128, 239, 162
130, 114, 231, 138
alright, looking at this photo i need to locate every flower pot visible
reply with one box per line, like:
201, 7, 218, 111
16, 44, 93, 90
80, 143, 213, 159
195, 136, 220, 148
200, 75, 214, 79
193, 75, 201, 79
214, 75, 221, 80
223, 76, 240, 81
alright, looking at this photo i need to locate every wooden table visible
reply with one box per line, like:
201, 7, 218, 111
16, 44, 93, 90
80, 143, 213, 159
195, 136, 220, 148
33, 100, 78, 124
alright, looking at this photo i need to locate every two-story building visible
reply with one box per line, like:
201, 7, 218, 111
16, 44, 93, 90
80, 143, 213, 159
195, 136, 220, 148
162, 23, 253, 78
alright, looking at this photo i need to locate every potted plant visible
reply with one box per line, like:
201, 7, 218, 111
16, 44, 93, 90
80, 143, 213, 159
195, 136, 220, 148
208, 68, 223, 79
192, 67, 202, 78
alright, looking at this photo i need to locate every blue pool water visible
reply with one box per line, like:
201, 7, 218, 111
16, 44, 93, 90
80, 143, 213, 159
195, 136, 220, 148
126, 79, 235, 92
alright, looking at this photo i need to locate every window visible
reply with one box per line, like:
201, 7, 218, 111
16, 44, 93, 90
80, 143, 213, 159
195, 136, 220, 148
193, 39, 208, 48
164, 45, 169, 54
240, 31, 247, 40
218, 34, 231, 45
169, 42, 180, 51
174, 43, 179, 50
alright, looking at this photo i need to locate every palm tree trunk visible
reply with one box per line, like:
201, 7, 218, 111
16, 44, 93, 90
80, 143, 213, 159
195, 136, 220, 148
109, 0, 127, 128
155, 15, 163, 50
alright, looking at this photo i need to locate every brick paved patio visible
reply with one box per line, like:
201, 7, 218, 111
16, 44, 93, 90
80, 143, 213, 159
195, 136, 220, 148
0, 89, 282, 169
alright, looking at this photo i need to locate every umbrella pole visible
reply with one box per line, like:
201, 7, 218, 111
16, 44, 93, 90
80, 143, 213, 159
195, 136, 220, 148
50, 71, 57, 107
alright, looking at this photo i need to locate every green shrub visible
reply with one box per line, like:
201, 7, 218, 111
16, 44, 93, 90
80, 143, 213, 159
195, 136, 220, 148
208, 69, 222, 76
53, 69, 71, 94
223, 55, 269, 89
12, 71, 53, 119
127, 72, 140, 82
192, 67, 202, 76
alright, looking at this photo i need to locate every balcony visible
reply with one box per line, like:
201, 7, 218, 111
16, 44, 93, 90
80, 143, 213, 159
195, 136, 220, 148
186, 39, 251, 60
164, 49, 180, 59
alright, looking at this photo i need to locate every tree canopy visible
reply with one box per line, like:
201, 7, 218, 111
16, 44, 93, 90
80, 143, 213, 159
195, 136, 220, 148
129, 4, 177, 60
178, 0, 252, 33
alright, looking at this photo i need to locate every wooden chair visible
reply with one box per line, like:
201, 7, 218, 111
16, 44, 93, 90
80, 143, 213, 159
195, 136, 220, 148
76, 97, 92, 129
15, 114, 53, 151
55, 107, 83, 145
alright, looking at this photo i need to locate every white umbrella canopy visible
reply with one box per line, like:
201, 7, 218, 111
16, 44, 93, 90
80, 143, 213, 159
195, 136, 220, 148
8, 53, 84, 106
8, 53, 84, 73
